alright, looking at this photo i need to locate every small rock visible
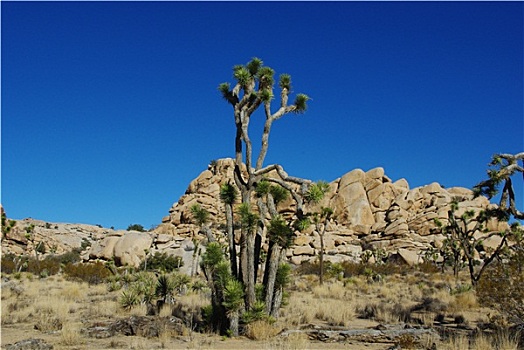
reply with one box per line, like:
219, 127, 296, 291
5, 338, 53, 350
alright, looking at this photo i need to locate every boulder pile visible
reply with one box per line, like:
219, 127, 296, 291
157, 158, 506, 266
1, 159, 506, 269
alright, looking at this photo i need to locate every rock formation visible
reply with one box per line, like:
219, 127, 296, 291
157, 158, 505, 266
1, 159, 507, 269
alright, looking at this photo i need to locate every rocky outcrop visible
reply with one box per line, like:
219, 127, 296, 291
157, 158, 505, 266
1, 217, 109, 257
1, 159, 507, 269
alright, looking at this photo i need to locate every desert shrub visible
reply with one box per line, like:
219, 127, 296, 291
370, 261, 404, 276
107, 280, 122, 292
297, 260, 359, 279
60, 324, 84, 346
242, 300, 270, 324
63, 261, 111, 284
26, 257, 60, 277
0, 253, 25, 274
418, 261, 441, 274
127, 224, 145, 232
51, 251, 81, 265
140, 252, 183, 272
357, 302, 411, 323
412, 297, 448, 314
295, 260, 319, 276
340, 261, 367, 277
477, 260, 524, 329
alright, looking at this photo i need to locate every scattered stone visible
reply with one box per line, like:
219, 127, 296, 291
5, 338, 53, 350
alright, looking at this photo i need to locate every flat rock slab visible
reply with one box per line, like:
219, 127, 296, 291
281, 324, 439, 343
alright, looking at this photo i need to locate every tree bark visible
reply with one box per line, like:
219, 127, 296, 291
245, 229, 256, 309
270, 286, 283, 319
228, 311, 239, 337
225, 204, 237, 278
264, 242, 282, 314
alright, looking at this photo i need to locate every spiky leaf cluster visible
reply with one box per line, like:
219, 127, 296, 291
155, 274, 176, 302
238, 203, 259, 233
269, 185, 288, 206
279, 74, 291, 90
190, 204, 210, 226
268, 216, 293, 248
305, 181, 330, 204
220, 183, 238, 205
222, 279, 245, 312
293, 94, 310, 113
255, 179, 271, 197
202, 242, 225, 267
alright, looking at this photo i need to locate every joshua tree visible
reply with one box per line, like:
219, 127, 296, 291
220, 182, 239, 278
434, 200, 510, 286
305, 181, 332, 285
190, 204, 215, 243
217, 58, 314, 322
473, 152, 524, 220
222, 279, 244, 336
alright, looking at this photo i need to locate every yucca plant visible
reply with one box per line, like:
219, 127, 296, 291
190, 204, 215, 243
222, 279, 245, 336
119, 289, 140, 310
305, 180, 330, 204
156, 274, 176, 308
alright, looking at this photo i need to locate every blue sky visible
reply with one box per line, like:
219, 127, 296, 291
2, 1, 523, 229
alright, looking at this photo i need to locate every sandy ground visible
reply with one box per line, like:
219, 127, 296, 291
1, 321, 394, 350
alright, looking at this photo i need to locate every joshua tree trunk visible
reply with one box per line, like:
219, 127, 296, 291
224, 203, 237, 278
228, 311, 240, 337
264, 242, 282, 314
245, 230, 256, 309
270, 286, 283, 318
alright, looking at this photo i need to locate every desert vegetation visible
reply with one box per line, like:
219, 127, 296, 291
2, 55, 522, 349
2, 249, 523, 349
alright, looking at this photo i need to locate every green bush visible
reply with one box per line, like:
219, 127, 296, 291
63, 261, 111, 284
140, 252, 183, 272
127, 224, 145, 232
51, 251, 81, 265
478, 254, 524, 327
0, 254, 24, 274
26, 258, 60, 277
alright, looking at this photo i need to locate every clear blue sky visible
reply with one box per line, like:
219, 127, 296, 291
2, 2, 523, 229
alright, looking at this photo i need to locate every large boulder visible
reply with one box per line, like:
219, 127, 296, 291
113, 232, 153, 267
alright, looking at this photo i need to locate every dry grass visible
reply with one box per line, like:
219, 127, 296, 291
1, 268, 519, 350
449, 290, 478, 313
314, 298, 355, 326
245, 320, 281, 340
280, 293, 316, 326
444, 334, 469, 350
59, 323, 84, 346
494, 330, 520, 350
